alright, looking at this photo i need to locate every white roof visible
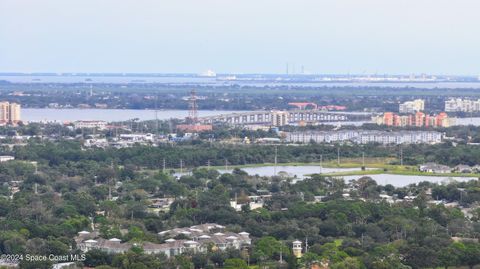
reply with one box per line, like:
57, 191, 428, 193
239, 232, 250, 235
184, 240, 198, 244
109, 238, 121, 242
84, 239, 97, 243
165, 239, 176, 242
199, 235, 211, 239
158, 230, 170, 235
214, 232, 225, 236
292, 240, 302, 244
78, 231, 90, 234
226, 236, 238, 240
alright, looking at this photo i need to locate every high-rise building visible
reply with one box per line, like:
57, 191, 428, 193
9, 103, 21, 124
399, 99, 424, 114
271, 111, 289, 126
0, 102, 21, 125
0, 102, 9, 123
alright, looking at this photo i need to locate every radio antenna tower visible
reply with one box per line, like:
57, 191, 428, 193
188, 89, 198, 124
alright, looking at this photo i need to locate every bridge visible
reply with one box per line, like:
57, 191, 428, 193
197, 110, 372, 126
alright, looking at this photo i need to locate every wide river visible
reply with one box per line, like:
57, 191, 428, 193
21, 108, 480, 126
21, 108, 369, 124
22, 108, 242, 122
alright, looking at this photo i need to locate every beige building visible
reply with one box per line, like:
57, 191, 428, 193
399, 99, 424, 114
0, 102, 9, 123
0, 102, 21, 125
9, 103, 21, 124
271, 111, 289, 126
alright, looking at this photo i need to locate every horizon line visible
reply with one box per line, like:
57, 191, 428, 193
0, 72, 478, 78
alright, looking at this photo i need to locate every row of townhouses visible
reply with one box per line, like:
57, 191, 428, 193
76, 223, 251, 258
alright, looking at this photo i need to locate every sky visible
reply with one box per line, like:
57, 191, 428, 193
1, 0, 479, 75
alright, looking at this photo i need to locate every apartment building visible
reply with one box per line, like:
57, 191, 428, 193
0, 101, 21, 125
286, 130, 442, 145
373, 112, 453, 127
399, 99, 424, 114
445, 98, 480, 112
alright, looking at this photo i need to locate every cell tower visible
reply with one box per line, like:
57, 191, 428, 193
188, 89, 198, 124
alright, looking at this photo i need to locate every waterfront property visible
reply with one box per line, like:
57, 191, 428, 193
372, 112, 453, 128
418, 163, 452, 173
285, 130, 442, 145
198, 110, 370, 126
0, 101, 21, 125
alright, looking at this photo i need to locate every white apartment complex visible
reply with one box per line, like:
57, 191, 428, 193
399, 99, 424, 114
73, 120, 107, 129
286, 130, 442, 145
445, 98, 480, 112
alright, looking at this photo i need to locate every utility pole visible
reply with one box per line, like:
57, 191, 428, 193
155, 95, 159, 140
319, 154, 323, 174
108, 161, 113, 201
180, 159, 183, 174
162, 158, 166, 173
337, 147, 340, 165
305, 237, 309, 253
400, 147, 403, 166
225, 159, 228, 171
274, 146, 278, 176
207, 160, 211, 169
362, 152, 365, 167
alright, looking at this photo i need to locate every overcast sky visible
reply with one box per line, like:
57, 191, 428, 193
1, 0, 479, 75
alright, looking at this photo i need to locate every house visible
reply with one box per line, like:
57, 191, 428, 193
379, 194, 395, 204
419, 163, 451, 173
148, 198, 175, 212
230, 195, 271, 211
78, 238, 133, 254
453, 164, 473, 173
0, 156, 14, 162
